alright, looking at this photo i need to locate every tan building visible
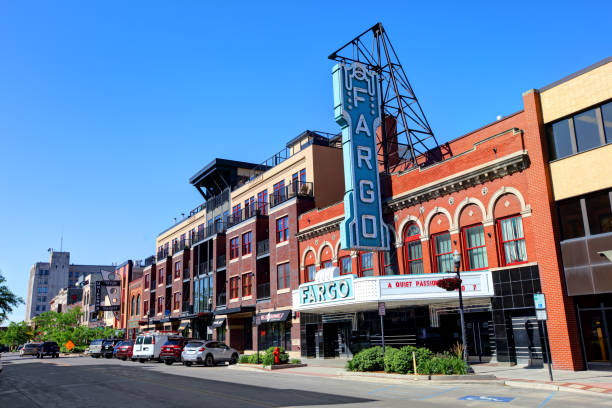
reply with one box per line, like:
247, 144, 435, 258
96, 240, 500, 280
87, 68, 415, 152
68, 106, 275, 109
540, 56, 612, 367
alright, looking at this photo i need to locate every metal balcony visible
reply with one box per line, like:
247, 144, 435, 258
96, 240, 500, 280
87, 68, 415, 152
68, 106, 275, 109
269, 181, 313, 208
256, 239, 269, 257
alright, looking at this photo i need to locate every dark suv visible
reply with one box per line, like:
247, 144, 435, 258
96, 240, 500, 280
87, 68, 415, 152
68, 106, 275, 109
101, 339, 122, 358
38, 342, 60, 358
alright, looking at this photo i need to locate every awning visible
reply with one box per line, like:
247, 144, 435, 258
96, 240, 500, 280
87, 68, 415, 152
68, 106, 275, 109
256, 310, 291, 325
178, 321, 190, 331
211, 318, 226, 328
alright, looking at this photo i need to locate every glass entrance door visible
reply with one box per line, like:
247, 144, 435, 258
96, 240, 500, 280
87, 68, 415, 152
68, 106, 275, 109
579, 309, 611, 364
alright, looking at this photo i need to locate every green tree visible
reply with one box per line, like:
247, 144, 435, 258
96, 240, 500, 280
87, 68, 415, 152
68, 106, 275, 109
0, 270, 24, 324
0, 321, 33, 349
33, 307, 119, 352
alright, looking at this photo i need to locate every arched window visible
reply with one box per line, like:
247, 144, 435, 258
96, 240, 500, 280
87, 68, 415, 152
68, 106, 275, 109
404, 224, 423, 274
131, 296, 135, 316
136, 294, 141, 315
432, 232, 453, 273
462, 224, 488, 270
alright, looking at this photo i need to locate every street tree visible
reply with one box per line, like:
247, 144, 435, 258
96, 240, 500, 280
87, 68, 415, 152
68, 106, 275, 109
0, 269, 24, 324
0, 321, 33, 349
33, 307, 118, 352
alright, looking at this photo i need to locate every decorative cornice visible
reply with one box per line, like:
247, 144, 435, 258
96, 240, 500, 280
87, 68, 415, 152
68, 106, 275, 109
296, 218, 342, 242
385, 151, 531, 213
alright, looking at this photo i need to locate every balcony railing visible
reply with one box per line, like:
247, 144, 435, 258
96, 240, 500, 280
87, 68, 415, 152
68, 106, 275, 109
156, 248, 169, 261
256, 239, 269, 257
172, 239, 191, 254
257, 283, 270, 300
217, 254, 226, 269
166, 273, 172, 286
183, 267, 190, 280
216, 292, 226, 306
270, 181, 313, 208
181, 301, 193, 315
193, 221, 228, 245
226, 202, 268, 228
198, 262, 212, 275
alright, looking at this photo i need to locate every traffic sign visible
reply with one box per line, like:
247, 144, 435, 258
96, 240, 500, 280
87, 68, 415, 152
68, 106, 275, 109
536, 309, 548, 320
378, 302, 386, 316
459, 396, 514, 403
533, 293, 546, 309
65, 340, 75, 351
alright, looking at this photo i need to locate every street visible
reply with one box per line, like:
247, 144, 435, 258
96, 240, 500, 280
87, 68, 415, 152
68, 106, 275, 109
1, 354, 611, 407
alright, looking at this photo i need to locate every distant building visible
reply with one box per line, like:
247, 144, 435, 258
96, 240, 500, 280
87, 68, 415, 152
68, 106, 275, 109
49, 287, 83, 313
79, 272, 117, 328
25, 251, 113, 322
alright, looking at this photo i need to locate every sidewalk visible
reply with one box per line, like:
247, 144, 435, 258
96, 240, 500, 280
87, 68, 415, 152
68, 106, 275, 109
471, 363, 612, 395
233, 358, 612, 395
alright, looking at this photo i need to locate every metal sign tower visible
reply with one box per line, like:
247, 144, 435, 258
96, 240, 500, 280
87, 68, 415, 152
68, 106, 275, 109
329, 22, 444, 174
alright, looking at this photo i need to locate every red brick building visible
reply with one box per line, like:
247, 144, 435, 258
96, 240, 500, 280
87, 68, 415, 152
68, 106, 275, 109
292, 63, 612, 369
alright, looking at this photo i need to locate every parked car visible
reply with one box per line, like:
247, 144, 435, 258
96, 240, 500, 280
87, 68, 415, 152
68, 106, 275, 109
180, 341, 239, 367
38, 341, 60, 358
20, 343, 41, 357
88, 339, 104, 358
16, 344, 24, 352
160, 338, 192, 365
101, 339, 122, 359
133, 331, 181, 363
115, 340, 134, 361
0, 345, 9, 353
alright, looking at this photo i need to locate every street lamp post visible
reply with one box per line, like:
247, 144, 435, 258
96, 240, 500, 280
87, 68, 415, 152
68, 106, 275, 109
453, 249, 469, 364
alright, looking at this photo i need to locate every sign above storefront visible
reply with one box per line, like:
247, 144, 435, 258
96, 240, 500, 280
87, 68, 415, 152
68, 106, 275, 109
293, 271, 494, 312
299, 274, 354, 306
380, 273, 492, 300
333, 62, 388, 252
256, 310, 291, 325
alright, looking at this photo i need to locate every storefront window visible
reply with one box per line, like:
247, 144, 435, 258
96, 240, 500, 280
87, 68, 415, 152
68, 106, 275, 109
404, 224, 423, 274
217, 325, 226, 342
584, 190, 612, 235
574, 108, 601, 153
359, 252, 374, 277
547, 119, 573, 160
433, 233, 453, 273
259, 321, 290, 351
558, 197, 585, 240
462, 224, 488, 270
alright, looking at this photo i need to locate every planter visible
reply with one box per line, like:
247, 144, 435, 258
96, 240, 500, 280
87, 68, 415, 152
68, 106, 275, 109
436, 277, 462, 291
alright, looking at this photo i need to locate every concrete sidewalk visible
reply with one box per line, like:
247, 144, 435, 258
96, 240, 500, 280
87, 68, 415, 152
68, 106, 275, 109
471, 363, 612, 395
233, 358, 612, 395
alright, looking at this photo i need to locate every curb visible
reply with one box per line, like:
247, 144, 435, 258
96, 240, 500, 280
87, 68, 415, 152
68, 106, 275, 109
341, 372, 499, 381
503, 380, 612, 396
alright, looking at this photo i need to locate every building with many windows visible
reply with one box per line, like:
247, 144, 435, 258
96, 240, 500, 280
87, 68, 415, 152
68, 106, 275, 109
25, 251, 113, 321
291, 57, 612, 370
542, 57, 612, 367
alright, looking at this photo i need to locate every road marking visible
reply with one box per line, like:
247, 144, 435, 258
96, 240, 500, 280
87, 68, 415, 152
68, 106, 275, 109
418, 387, 459, 400
458, 395, 514, 403
537, 391, 556, 408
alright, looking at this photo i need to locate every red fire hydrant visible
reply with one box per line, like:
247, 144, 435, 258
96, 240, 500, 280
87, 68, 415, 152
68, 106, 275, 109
273, 347, 280, 365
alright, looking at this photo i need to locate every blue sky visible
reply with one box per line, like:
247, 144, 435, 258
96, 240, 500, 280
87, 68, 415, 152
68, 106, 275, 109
0, 1, 610, 323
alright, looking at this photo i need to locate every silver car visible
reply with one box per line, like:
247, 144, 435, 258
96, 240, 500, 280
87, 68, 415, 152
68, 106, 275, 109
180, 341, 239, 367
20, 343, 41, 357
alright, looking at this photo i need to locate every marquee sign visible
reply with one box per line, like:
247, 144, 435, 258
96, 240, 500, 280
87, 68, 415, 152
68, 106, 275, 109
299, 274, 354, 306
380, 272, 493, 300
333, 62, 389, 251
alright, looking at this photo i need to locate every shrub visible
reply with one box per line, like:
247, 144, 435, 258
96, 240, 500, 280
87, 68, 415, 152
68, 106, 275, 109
290, 358, 301, 364
383, 346, 433, 374
261, 346, 289, 366
347, 346, 384, 372
421, 356, 468, 375
239, 355, 251, 364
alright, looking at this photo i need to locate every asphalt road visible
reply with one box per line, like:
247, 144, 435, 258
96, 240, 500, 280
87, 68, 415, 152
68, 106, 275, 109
1, 353, 611, 407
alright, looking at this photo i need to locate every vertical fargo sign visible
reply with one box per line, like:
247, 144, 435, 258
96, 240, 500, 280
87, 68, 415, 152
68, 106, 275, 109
333, 62, 389, 251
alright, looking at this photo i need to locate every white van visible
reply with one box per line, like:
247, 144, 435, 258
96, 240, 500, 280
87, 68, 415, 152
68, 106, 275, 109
132, 331, 180, 363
